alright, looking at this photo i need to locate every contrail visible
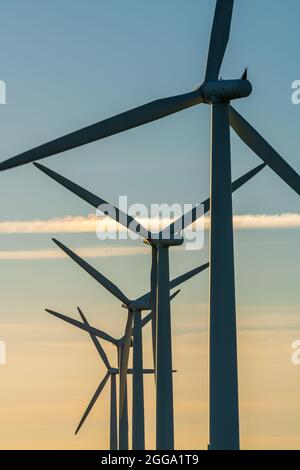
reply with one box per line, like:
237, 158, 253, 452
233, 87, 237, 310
0, 213, 298, 234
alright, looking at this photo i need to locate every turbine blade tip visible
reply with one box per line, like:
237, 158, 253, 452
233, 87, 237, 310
52, 237, 62, 247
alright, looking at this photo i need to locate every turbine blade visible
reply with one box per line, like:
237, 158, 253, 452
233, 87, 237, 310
119, 311, 133, 415
77, 307, 111, 370
230, 162, 266, 193
141, 312, 152, 329
169, 262, 209, 290
34, 163, 150, 239
170, 289, 180, 301
75, 373, 110, 434
241, 67, 248, 81
229, 106, 300, 195
120, 311, 149, 343
46, 309, 118, 345
134, 287, 180, 312
0, 91, 202, 171
205, 0, 235, 81
160, 162, 265, 236
132, 290, 180, 339
119, 304, 160, 344
135, 292, 151, 305
136, 263, 209, 311
52, 238, 130, 305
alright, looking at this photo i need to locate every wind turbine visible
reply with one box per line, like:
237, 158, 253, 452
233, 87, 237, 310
33, 161, 263, 358
47, 242, 206, 449
0, 0, 297, 450
0, 2, 297, 197
48, 306, 156, 450
75, 307, 119, 450
46, 306, 153, 450
49, 240, 147, 450
33, 159, 265, 449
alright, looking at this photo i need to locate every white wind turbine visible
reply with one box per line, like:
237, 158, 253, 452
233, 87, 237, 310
47, 244, 208, 449
46, 306, 152, 450
47, 306, 157, 450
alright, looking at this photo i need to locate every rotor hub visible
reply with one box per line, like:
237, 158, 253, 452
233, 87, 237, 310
127, 300, 151, 311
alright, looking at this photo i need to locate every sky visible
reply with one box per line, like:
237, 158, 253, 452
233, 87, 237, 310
0, 0, 298, 450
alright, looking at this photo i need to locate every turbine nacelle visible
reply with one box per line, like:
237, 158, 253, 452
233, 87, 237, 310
199, 79, 252, 104
122, 300, 151, 311
144, 237, 184, 248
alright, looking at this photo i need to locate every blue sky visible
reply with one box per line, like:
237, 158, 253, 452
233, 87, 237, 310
0, 0, 298, 449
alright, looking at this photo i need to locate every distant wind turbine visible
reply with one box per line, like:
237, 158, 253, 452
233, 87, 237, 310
46, 306, 178, 450
47, 244, 204, 449
47, 306, 153, 450
48, 306, 157, 450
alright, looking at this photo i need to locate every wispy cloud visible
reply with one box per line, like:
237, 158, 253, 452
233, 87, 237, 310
0, 213, 299, 234
0, 213, 298, 260
230, 213, 300, 230
0, 215, 98, 234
